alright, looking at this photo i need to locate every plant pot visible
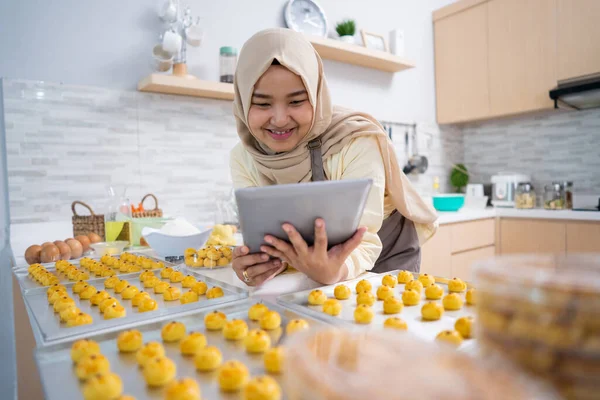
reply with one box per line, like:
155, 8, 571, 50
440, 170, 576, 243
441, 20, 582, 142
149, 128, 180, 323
339, 35, 355, 44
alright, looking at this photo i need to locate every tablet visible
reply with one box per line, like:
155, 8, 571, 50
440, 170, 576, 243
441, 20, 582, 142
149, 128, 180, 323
235, 179, 373, 254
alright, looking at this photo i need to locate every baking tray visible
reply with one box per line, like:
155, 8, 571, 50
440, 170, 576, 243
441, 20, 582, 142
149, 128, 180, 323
13, 254, 175, 292
23, 267, 249, 346
35, 299, 328, 400
277, 271, 476, 350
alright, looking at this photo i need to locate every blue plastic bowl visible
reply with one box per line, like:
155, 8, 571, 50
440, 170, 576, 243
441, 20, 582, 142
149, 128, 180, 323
433, 194, 465, 212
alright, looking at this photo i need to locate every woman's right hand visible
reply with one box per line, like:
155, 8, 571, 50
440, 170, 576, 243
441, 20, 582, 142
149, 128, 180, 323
231, 246, 286, 287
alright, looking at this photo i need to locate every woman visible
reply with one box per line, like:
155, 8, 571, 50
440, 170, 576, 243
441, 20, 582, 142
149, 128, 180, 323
230, 28, 438, 287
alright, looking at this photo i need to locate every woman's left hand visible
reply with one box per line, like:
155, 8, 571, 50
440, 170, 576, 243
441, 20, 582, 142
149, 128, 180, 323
261, 219, 367, 285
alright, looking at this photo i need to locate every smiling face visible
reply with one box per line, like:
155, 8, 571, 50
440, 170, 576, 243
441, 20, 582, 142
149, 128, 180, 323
247, 65, 314, 153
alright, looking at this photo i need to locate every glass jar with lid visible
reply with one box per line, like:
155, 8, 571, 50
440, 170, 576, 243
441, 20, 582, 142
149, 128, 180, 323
515, 182, 536, 209
219, 46, 237, 83
553, 181, 573, 209
544, 183, 565, 210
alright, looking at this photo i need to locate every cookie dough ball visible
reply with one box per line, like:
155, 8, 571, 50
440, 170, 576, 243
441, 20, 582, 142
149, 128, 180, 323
114, 280, 129, 294
204, 311, 227, 330
383, 296, 403, 314
132, 291, 151, 307
136, 342, 166, 366
354, 304, 374, 324
154, 281, 171, 294
164, 377, 201, 400
194, 345, 223, 372
405, 279, 424, 294
169, 271, 184, 283
356, 290, 375, 306
121, 285, 140, 300
82, 372, 123, 400
384, 317, 408, 330
104, 304, 126, 320
260, 311, 282, 330
455, 316, 474, 339
117, 330, 143, 353
99, 297, 119, 313
67, 312, 93, 327
264, 347, 285, 374
80, 285, 98, 300
164, 286, 181, 301
245, 329, 272, 353
218, 360, 250, 392
402, 289, 420, 306
139, 298, 158, 313
397, 270, 414, 284
418, 273, 435, 287
206, 287, 224, 299
355, 279, 372, 293
139, 271, 155, 282
322, 298, 342, 316
436, 330, 463, 347
307, 290, 327, 305
142, 356, 177, 387
60, 306, 81, 323
162, 321, 187, 342
243, 375, 282, 400
181, 275, 197, 288
333, 284, 351, 300
448, 277, 467, 293
71, 339, 101, 363
73, 280, 88, 294
376, 285, 394, 301
191, 281, 208, 296
160, 267, 174, 279
180, 290, 199, 304
248, 303, 269, 321
466, 288, 476, 305
421, 302, 444, 321
90, 290, 110, 306
382, 274, 398, 288
286, 319, 309, 335
54, 296, 76, 313
180, 332, 207, 356
223, 319, 249, 341
443, 293, 464, 311
48, 288, 67, 305
425, 283, 444, 300
76, 354, 111, 380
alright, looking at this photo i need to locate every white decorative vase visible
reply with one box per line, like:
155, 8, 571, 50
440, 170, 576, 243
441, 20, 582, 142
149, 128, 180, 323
339, 35, 355, 44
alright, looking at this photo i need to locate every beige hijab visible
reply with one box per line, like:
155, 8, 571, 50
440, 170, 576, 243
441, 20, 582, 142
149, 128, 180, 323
233, 28, 438, 243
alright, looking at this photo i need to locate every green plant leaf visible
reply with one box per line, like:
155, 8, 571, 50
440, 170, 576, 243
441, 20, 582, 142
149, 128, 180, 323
335, 19, 356, 36
450, 164, 469, 192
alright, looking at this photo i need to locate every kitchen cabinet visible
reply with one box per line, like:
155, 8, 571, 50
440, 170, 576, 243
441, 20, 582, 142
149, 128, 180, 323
566, 221, 600, 253
487, 0, 557, 116
450, 219, 495, 253
420, 225, 452, 277
499, 219, 566, 254
451, 245, 495, 281
433, 1, 490, 124
557, 0, 600, 81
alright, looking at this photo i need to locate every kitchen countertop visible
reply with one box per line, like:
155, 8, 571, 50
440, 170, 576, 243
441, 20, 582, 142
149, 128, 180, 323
436, 207, 600, 224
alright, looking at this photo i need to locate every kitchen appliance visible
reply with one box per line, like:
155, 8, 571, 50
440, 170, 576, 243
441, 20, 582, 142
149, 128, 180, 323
573, 197, 600, 212
491, 173, 531, 208
549, 74, 600, 110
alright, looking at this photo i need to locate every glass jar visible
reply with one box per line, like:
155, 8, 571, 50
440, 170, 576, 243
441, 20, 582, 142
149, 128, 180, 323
553, 181, 573, 209
219, 46, 237, 83
515, 182, 536, 209
544, 183, 565, 210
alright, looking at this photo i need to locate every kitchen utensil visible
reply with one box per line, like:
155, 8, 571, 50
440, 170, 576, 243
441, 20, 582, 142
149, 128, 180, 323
151, 44, 173, 72
89, 241, 129, 257
432, 194, 465, 212
463, 195, 489, 210
162, 29, 182, 54
141, 228, 213, 258
158, 0, 178, 22
491, 172, 531, 208
185, 23, 203, 47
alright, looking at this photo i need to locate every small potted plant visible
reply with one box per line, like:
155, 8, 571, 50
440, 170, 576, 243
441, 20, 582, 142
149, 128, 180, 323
336, 19, 356, 44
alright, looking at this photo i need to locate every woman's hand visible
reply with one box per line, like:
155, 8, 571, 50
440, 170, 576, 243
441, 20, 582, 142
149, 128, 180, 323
261, 219, 367, 285
231, 246, 286, 287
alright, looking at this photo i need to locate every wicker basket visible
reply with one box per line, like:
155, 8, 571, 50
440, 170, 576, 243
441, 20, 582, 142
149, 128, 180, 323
71, 201, 105, 240
132, 193, 163, 218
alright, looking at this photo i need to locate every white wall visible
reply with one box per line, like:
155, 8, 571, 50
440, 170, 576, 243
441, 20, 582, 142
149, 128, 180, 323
0, 0, 455, 123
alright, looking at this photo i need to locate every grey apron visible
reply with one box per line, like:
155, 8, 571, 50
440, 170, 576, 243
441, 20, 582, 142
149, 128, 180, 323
308, 138, 421, 273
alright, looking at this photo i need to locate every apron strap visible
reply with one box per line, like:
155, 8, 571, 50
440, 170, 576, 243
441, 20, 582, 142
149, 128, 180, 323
308, 138, 326, 182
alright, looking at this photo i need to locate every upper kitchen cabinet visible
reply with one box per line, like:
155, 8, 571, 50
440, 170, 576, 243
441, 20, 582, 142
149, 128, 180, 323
557, 0, 600, 81
487, 0, 557, 116
433, 1, 490, 124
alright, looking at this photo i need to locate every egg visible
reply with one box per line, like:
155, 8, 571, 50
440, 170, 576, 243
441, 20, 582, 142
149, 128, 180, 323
75, 235, 91, 251
54, 241, 72, 261
40, 245, 61, 263
88, 232, 102, 243
66, 239, 83, 259
24, 245, 42, 265
41, 242, 54, 248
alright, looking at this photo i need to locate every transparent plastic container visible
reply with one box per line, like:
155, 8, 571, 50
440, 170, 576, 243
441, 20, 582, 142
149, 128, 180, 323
474, 255, 600, 400
219, 46, 237, 83
284, 328, 559, 400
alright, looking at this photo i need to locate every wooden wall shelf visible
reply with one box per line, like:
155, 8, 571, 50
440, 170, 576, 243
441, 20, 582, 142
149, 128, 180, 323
307, 35, 415, 73
138, 74, 234, 100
